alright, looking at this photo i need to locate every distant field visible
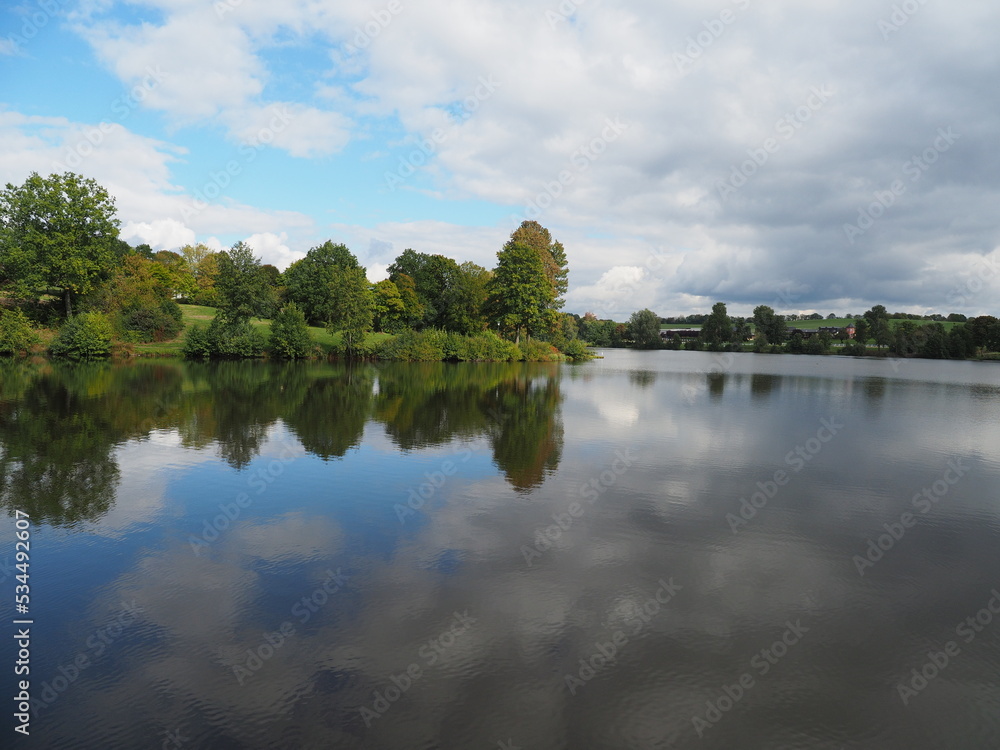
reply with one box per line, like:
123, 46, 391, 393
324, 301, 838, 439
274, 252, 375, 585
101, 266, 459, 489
661, 318, 960, 332
131, 304, 392, 356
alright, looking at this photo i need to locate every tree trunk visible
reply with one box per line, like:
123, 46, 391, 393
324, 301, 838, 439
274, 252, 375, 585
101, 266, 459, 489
64, 289, 73, 318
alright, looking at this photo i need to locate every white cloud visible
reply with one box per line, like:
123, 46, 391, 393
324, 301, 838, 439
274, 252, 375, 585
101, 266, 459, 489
120, 218, 195, 250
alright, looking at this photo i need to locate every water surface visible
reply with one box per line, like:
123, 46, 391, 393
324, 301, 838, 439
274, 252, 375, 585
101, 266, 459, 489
2, 351, 1000, 749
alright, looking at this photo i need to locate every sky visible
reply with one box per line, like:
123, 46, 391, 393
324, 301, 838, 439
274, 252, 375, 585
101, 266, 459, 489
1, 0, 998, 320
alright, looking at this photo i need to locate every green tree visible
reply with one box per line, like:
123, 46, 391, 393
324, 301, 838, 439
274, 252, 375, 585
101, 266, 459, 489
372, 279, 407, 332
701, 302, 732, 348
853, 317, 870, 345
864, 305, 891, 350
752, 305, 787, 345
328, 266, 374, 354
216, 241, 276, 323
628, 308, 661, 348
284, 241, 360, 325
0, 172, 120, 317
505, 220, 569, 313
485, 242, 553, 343
268, 303, 313, 359
0, 308, 39, 355
441, 261, 491, 334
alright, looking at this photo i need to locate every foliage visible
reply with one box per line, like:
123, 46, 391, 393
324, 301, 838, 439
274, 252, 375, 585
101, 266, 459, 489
328, 266, 374, 354
0, 171, 120, 318
700, 302, 732, 347
181, 244, 221, 306
516, 338, 563, 362
283, 240, 360, 325
752, 305, 787, 345
49, 312, 114, 359
182, 317, 266, 359
88, 254, 183, 341
485, 241, 553, 342
628, 308, 662, 348
560, 338, 594, 360
216, 241, 276, 323
505, 220, 568, 311
863, 305, 891, 349
0, 308, 40, 355
268, 303, 314, 359
372, 278, 407, 333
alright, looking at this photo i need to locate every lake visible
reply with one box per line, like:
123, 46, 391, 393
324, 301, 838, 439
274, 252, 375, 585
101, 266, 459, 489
2, 350, 1000, 749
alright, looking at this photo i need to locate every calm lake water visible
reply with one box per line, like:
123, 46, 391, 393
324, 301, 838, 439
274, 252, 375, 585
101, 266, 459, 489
2, 350, 1000, 749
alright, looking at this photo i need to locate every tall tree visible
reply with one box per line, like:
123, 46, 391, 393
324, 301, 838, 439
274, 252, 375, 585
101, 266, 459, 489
752, 305, 787, 345
864, 304, 891, 349
506, 221, 569, 311
701, 301, 732, 347
485, 242, 553, 343
328, 266, 374, 353
371, 279, 406, 332
0, 172, 120, 317
216, 241, 275, 323
628, 308, 661, 348
284, 240, 360, 325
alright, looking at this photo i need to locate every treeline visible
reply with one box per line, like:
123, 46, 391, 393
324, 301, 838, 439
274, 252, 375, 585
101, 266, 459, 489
609, 302, 1000, 360
0, 171, 591, 361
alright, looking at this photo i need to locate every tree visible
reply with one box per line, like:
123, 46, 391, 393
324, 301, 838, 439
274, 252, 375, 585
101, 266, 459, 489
181, 244, 221, 306
394, 273, 425, 328
485, 242, 553, 343
284, 241, 360, 325
753, 305, 787, 345
864, 305, 891, 350
152, 250, 196, 298
967, 315, 1000, 352
386, 249, 471, 330
372, 279, 406, 332
441, 261, 491, 334
328, 266, 374, 353
505, 220, 568, 313
216, 241, 276, 323
853, 318, 870, 345
701, 302, 732, 348
628, 308, 661, 348
268, 303, 313, 359
0, 172, 120, 317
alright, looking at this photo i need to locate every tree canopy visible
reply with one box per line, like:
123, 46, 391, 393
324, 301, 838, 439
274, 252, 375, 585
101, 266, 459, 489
0, 171, 120, 317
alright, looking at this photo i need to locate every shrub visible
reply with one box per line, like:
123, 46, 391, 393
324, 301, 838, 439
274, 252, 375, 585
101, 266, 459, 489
842, 341, 867, 357
517, 338, 562, 362
182, 317, 266, 359
118, 300, 184, 342
0, 309, 40, 356
561, 338, 594, 361
49, 312, 113, 360
268, 304, 314, 359
376, 329, 445, 361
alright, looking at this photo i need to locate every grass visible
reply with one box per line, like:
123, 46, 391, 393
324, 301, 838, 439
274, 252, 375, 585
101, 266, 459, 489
131, 304, 393, 357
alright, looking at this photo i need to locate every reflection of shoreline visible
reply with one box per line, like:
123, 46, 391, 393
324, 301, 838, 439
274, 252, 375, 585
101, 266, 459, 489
0, 360, 565, 524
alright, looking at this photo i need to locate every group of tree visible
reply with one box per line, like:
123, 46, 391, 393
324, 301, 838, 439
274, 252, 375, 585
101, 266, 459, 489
0, 171, 589, 361
608, 300, 1000, 360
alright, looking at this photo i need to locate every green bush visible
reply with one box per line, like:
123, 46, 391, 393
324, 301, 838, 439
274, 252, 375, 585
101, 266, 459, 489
119, 300, 183, 342
376, 329, 445, 361
561, 338, 594, 361
268, 304, 314, 359
182, 317, 266, 359
49, 312, 113, 360
516, 338, 563, 362
0, 309, 40, 356
842, 341, 867, 357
